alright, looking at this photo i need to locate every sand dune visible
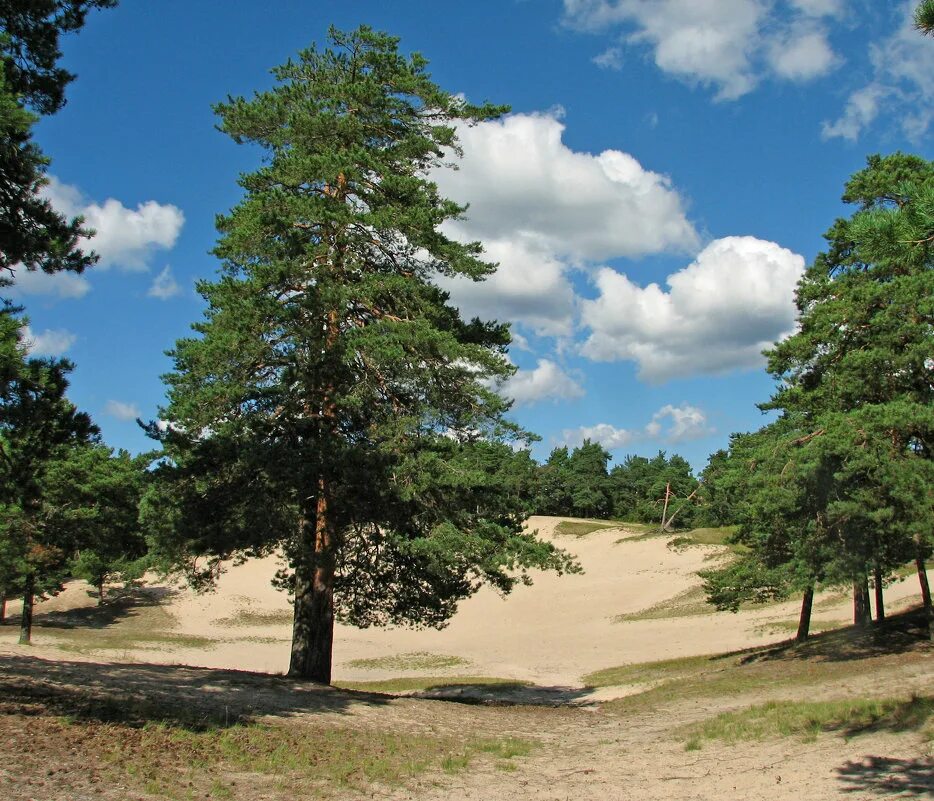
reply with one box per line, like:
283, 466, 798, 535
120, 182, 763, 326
2, 516, 928, 690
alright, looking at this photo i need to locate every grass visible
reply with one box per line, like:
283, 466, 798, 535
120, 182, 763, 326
37, 603, 216, 655
343, 651, 470, 671
213, 609, 294, 627
586, 608, 933, 716
95, 717, 537, 798
678, 695, 934, 748
555, 520, 618, 538
333, 675, 530, 694
614, 585, 715, 622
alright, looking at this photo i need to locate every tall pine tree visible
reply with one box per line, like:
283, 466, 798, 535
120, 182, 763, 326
151, 27, 575, 683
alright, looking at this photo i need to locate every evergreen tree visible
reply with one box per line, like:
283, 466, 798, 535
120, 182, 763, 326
763, 153, 933, 628
0, 306, 96, 642
916, 0, 934, 35
566, 440, 612, 518
150, 27, 575, 683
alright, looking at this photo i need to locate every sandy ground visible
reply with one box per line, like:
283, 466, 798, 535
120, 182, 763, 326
1, 515, 928, 691
0, 516, 931, 800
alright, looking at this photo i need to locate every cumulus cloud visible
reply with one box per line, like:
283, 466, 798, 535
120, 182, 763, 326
501, 359, 585, 406
104, 400, 141, 421
8, 268, 91, 299
646, 404, 713, 442
593, 46, 624, 70
434, 111, 697, 336
823, 3, 934, 141
21, 325, 76, 357
148, 266, 182, 300
437, 112, 698, 262
41, 176, 184, 271
580, 236, 805, 382
562, 403, 712, 449
562, 422, 636, 449
438, 239, 577, 337
767, 25, 839, 82
562, 0, 840, 100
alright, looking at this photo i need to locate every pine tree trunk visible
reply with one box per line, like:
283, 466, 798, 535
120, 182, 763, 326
288, 478, 336, 683
0, 595, 6, 624
852, 578, 871, 628
19, 574, 34, 645
917, 552, 932, 610
97, 578, 105, 605
873, 565, 885, 622
796, 586, 814, 642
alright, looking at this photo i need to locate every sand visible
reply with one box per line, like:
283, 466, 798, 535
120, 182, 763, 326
2, 516, 927, 690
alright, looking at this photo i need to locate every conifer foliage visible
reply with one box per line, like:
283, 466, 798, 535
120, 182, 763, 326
150, 27, 575, 683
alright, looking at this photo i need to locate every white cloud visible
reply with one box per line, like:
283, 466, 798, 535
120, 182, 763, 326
41, 176, 185, 271
593, 46, 623, 70
562, 0, 840, 100
8, 268, 91, 299
434, 111, 697, 337
501, 359, 585, 406
562, 422, 636, 449
647, 404, 713, 442
438, 238, 577, 337
821, 83, 887, 141
148, 266, 182, 300
21, 325, 76, 357
104, 400, 141, 421
767, 25, 839, 82
823, 2, 934, 141
581, 236, 805, 382
436, 112, 699, 262
562, 402, 712, 449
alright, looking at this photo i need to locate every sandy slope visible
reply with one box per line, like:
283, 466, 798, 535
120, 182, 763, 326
2, 516, 927, 691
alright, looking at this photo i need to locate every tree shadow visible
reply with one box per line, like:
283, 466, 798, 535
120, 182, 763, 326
836, 756, 934, 796
739, 606, 931, 666
413, 681, 598, 707
31, 584, 178, 631
0, 652, 391, 730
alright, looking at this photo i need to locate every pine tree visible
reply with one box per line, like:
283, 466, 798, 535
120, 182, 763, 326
150, 27, 575, 683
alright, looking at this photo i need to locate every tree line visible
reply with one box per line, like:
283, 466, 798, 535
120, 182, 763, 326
1, 5, 931, 686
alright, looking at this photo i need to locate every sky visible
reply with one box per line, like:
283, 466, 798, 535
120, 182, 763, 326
12, 0, 934, 471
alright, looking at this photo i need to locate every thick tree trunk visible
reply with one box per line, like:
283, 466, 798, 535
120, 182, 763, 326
873, 565, 885, 622
19, 574, 34, 645
917, 552, 932, 610
796, 586, 814, 642
288, 478, 336, 683
853, 577, 871, 628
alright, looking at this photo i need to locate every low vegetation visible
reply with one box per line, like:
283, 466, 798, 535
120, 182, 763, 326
334, 676, 529, 694
679, 695, 933, 749
343, 652, 470, 671
554, 520, 619, 538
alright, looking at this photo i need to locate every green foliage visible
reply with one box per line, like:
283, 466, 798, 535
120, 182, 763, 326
915, 0, 934, 35
705, 154, 934, 616
0, 1, 118, 115
608, 451, 698, 527
149, 27, 576, 677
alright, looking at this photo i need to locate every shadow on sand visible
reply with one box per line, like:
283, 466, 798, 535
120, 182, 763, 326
836, 755, 934, 796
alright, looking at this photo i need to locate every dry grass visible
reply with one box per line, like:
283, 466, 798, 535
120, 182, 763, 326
343, 651, 470, 672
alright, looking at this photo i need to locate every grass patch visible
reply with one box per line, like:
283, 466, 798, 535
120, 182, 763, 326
344, 651, 470, 672
591, 608, 933, 716
213, 609, 293, 627
678, 696, 933, 747
334, 676, 529, 694
614, 585, 715, 622
94, 717, 537, 798
555, 520, 618, 538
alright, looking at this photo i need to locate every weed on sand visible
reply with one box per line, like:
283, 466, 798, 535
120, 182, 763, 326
343, 652, 470, 672
678, 695, 934, 748
555, 520, 619, 538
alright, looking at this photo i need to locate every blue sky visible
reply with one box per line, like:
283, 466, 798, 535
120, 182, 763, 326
12, 0, 933, 471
